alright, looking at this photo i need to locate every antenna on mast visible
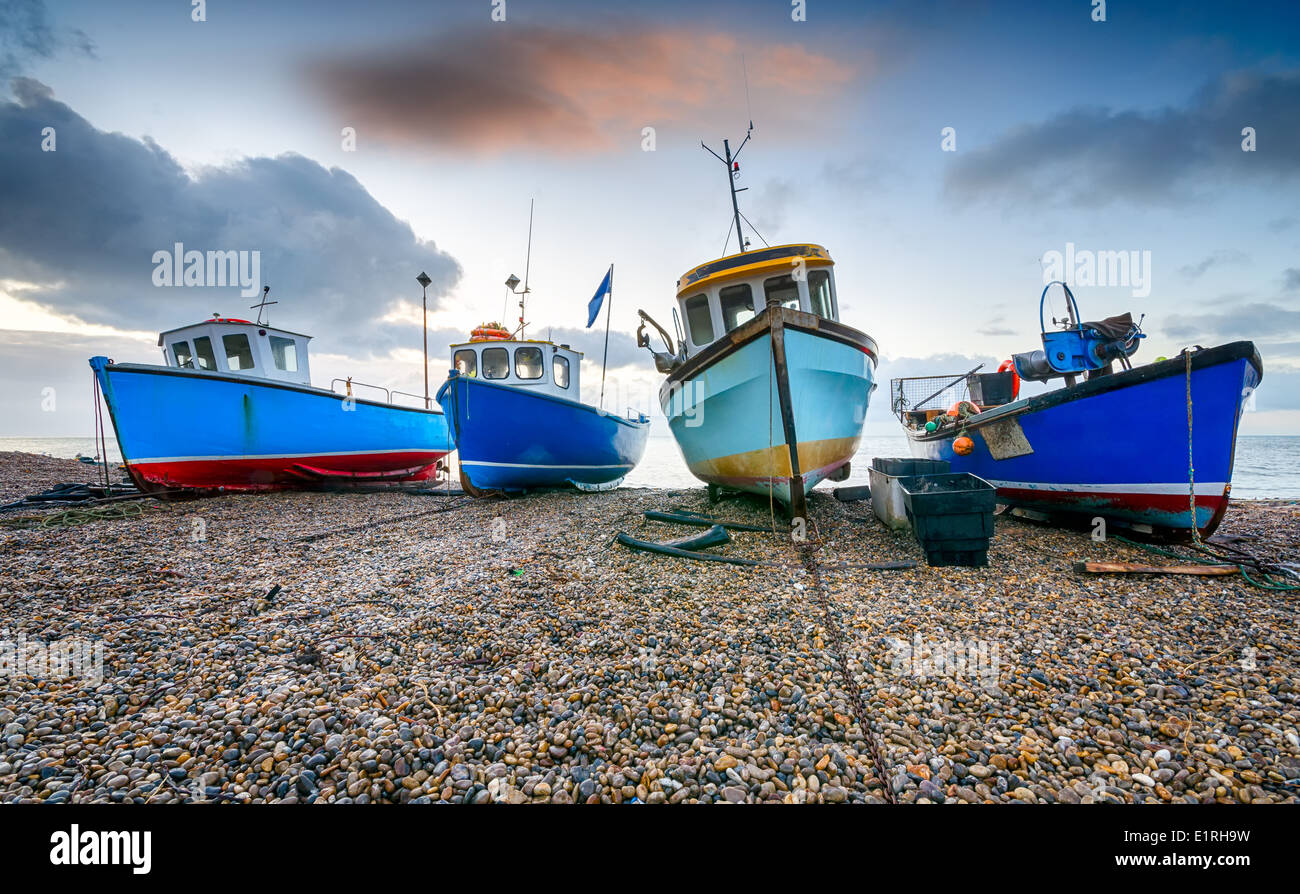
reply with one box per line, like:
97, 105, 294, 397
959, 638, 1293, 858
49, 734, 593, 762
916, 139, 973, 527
701, 121, 753, 256
250, 286, 277, 326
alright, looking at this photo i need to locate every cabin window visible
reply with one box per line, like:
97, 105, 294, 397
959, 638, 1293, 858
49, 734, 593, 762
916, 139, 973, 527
515, 346, 544, 380
223, 333, 255, 371
808, 270, 834, 319
482, 347, 509, 379
454, 349, 477, 377
684, 294, 714, 345
171, 341, 193, 368
193, 336, 217, 370
553, 354, 570, 388
269, 336, 299, 372
719, 283, 755, 331
765, 275, 801, 311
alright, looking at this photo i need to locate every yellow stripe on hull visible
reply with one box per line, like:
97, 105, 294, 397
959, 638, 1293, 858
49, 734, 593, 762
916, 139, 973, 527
686, 435, 860, 485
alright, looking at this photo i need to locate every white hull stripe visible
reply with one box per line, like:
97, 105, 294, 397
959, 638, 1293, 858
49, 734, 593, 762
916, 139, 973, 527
987, 480, 1228, 494
131, 448, 444, 464
461, 461, 633, 470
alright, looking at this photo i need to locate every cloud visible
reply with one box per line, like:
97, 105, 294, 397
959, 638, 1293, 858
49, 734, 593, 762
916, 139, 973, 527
1164, 302, 1300, 343
1178, 250, 1247, 279
0, 80, 459, 354
945, 69, 1300, 207
0, 0, 94, 78
306, 23, 854, 155
975, 315, 1016, 337
1284, 268, 1300, 291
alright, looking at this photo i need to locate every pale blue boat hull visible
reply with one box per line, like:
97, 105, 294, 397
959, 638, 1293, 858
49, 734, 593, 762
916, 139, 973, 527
659, 307, 877, 510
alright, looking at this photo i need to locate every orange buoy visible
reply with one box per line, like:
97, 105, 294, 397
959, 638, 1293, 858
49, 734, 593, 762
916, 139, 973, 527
947, 400, 981, 418
998, 359, 1021, 399
953, 435, 975, 456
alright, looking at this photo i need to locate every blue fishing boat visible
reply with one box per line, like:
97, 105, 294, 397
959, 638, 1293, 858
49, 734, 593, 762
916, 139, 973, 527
636, 128, 878, 521
437, 337, 649, 494
892, 282, 1262, 538
435, 211, 650, 495
89, 310, 453, 493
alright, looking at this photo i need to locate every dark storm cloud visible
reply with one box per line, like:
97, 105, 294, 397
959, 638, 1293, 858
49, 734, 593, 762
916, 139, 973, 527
0, 80, 459, 354
0, 0, 94, 78
946, 69, 1300, 207
306, 23, 853, 155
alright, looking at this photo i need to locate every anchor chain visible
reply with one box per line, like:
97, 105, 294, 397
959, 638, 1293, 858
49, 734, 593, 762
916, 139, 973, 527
798, 541, 897, 803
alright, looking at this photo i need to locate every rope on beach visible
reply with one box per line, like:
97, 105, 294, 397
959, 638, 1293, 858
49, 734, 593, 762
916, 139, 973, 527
290, 499, 468, 543
0, 501, 166, 530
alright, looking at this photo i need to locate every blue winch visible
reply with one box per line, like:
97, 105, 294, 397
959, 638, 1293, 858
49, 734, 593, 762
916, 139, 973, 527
1013, 281, 1145, 383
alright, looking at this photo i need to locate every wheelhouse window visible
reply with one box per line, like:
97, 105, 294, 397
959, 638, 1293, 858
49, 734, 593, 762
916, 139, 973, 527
808, 270, 835, 320
515, 346, 544, 380
222, 333, 255, 371
171, 341, 193, 368
482, 347, 509, 379
553, 354, 570, 388
269, 336, 298, 372
454, 349, 477, 377
193, 336, 217, 370
765, 275, 800, 310
684, 293, 714, 346
719, 283, 755, 331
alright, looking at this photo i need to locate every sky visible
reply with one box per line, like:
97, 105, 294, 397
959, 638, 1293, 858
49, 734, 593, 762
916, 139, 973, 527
1, 0, 1298, 439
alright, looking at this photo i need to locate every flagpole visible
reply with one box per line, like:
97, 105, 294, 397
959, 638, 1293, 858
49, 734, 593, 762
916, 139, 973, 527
599, 264, 613, 410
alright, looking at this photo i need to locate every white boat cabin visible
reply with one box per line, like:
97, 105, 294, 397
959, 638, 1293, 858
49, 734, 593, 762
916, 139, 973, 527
158, 316, 313, 386
450, 339, 581, 398
674, 244, 841, 358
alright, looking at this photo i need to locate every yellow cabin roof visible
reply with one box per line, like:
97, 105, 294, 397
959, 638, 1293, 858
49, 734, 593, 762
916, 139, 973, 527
676, 243, 833, 297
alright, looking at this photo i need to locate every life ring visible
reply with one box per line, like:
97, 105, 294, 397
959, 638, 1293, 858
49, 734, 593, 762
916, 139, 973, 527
947, 400, 981, 418
470, 323, 511, 342
998, 359, 1021, 399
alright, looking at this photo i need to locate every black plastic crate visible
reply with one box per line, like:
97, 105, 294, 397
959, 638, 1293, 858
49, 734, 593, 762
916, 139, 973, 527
897, 473, 997, 516
871, 457, 951, 476
910, 511, 994, 542
924, 546, 989, 567
968, 371, 1016, 406
898, 473, 996, 567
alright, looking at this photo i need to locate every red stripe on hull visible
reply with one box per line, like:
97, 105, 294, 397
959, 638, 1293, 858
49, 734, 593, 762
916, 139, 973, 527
126, 451, 449, 493
996, 485, 1230, 537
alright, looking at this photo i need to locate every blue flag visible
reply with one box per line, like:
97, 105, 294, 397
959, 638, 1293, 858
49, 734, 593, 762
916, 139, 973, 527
586, 265, 613, 328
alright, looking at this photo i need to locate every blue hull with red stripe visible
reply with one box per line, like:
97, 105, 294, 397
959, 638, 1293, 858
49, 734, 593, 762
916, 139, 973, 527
89, 356, 453, 493
905, 342, 1262, 538
437, 372, 649, 493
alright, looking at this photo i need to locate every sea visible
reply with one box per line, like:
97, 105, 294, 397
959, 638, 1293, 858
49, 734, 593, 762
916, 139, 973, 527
3, 434, 1298, 500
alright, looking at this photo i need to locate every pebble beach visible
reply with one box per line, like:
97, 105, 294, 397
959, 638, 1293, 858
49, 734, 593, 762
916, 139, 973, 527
1, 451, 1297, 805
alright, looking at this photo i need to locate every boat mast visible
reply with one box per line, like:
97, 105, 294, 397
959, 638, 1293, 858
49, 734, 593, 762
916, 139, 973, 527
702, 122, 753, 256
518, 199, 534, 340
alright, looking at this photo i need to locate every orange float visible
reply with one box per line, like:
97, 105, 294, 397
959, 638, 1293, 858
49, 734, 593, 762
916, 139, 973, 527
953, 435, 975, 456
